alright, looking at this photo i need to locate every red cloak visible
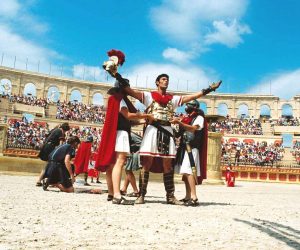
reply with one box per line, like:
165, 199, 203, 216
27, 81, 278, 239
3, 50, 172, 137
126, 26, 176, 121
74, 141, 92, 175
95, 93, 136, 172
181, 112, 208, 184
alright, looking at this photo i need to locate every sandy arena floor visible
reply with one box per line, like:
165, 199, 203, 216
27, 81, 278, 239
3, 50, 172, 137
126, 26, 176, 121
0, 173, 299, 250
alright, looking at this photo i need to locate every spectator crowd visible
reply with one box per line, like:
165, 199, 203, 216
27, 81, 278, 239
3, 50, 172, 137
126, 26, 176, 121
7, 118, 50, 150
270, 117, 300, 126
8, 94, 49, 108
56, 101, 105, 124
221, 140, 284, 167
210, 116, 263, 135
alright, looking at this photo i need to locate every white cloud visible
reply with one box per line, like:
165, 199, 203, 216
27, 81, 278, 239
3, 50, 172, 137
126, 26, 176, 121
0, 0, 20, 18
248, 69, 300, 99
205, 19, 251, 48
150, 0, 250, 55
162, 48, 194, 64
72, 64, 107, 82
126, 62, 218, 92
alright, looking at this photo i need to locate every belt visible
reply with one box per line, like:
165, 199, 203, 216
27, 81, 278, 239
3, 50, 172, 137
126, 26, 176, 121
153, 120, 171, 126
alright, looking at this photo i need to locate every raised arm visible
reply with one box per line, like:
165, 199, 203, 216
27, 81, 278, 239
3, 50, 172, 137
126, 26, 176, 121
181, 80, 222, 104
115, 73, 143, 102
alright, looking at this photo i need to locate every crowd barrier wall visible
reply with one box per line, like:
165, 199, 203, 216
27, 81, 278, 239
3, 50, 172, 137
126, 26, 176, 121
221, 165, 300, 184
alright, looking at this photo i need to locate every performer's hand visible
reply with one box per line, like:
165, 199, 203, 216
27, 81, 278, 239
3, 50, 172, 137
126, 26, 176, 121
146, 114, 155, 124
210, 80, 222, 91
170, 117, 181, 124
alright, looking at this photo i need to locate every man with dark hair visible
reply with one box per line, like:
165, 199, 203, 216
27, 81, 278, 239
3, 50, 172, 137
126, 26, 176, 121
113, 72, 221, 205
36, 122, 70, 186
43, 136, 81, 193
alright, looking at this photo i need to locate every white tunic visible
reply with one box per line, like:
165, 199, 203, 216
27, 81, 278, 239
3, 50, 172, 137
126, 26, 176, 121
175, 115, 204, 175
114, 99, 130, 154
139, 91, 182, 158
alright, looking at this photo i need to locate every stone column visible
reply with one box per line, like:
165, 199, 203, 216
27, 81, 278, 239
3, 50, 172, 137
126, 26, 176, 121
204, 132, 224, 184
0, 124, 8, 155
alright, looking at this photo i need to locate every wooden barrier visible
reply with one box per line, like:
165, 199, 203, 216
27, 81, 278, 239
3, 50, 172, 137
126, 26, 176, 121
3, 148, 39, 158
221, 165, 300, 184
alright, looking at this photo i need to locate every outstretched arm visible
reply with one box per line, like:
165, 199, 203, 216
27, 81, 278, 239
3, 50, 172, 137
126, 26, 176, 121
115, 73, 143, 102
120, 107, 154, 122
181, 80, 222, 104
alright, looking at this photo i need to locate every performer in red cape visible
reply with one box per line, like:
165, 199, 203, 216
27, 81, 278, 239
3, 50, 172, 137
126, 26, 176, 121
74, 135, 93, 186
172, 101, 208, 206
95, 77, 154, 205
115, 73, 221, 205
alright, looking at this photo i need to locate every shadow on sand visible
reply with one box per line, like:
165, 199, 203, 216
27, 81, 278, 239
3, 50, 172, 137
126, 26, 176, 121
234, 218, 300, 249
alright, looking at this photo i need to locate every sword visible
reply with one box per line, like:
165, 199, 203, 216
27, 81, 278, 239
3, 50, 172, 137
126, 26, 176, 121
183, 133, 198, 185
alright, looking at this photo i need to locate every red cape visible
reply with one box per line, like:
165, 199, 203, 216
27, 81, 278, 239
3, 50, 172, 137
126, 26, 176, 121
74, 141, 92, 174
95, 93, 137, 172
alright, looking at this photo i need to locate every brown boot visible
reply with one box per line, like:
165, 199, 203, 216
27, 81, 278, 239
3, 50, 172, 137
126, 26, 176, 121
166, 193, 184, 205
164, 172, 183, 205
134, 196, 145, 204
135, 169, 149, 204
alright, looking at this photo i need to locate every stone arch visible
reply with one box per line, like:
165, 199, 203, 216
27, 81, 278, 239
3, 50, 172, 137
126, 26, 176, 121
217, 103, 228, 116
92, 92, 104, 106
199, 101, 207, 114
237, 103, 249, 118
47, 85, 60, 102
260, 104, 271, 118
282, 103, 293, 117
0, 78, 12, 95
24, 82, 37, 97
70, 89, 82, 103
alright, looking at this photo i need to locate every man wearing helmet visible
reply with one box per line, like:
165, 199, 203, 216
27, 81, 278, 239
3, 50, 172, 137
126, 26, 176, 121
171, 100, 208, 206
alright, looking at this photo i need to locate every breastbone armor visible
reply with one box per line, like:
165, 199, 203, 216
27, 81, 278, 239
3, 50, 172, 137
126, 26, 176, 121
148, 101, 174, 122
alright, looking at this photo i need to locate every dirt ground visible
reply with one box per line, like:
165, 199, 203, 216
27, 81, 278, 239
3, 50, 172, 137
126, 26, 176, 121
0, 173, 299, 250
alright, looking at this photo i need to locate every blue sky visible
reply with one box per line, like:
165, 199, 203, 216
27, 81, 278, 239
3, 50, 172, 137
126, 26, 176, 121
1, 0, 300, 99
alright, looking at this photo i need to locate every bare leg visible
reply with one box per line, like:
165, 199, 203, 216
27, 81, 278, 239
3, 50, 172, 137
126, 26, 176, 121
182, 174, 191, 199
121, 174, 130, 194
127, 171, 138, 193
186, 174, 197, 200
36, 169, 45, 184
112, 152, 127, 198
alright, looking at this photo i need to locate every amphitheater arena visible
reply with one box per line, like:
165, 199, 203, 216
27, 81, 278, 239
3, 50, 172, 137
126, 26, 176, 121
0, 66, 300, 184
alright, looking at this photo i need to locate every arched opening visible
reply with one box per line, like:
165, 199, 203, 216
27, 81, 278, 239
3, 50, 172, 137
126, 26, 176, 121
0, 78, 12, 95
237, 104, 249, 118
199, 101, 207, 114
260, 104, 271, 118
24, 83, 36, 97
47, 86, 60, 102
70, 89, 82, 103
217, 103, 228, 116
135, 100, 146, 112
92, 93, 104, 106
282, 104, 293, 118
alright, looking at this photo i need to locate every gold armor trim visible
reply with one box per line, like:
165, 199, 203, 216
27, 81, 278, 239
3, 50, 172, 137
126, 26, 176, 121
147, 100, 174, 122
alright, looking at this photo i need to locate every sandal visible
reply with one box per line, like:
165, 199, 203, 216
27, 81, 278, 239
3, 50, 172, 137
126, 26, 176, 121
120, 190, 127, 196
107, 194, 113, 201
127, 192, 140, 197
112, 197, 134, 205
184, 198, 200, 207
179, 198, 190, 203
42, 179, 49, 191
36, 182, 42, 187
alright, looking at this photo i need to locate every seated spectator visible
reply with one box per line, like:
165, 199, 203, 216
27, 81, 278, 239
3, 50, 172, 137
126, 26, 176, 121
55, 101, 106, 124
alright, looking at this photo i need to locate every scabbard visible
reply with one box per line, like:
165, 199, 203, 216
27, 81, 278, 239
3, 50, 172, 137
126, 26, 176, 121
185, 143, 198, 185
